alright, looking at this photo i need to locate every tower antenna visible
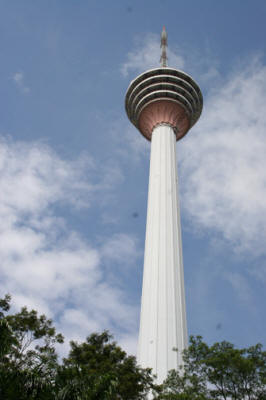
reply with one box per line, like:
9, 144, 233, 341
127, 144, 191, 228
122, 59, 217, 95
160, 26, 168, 67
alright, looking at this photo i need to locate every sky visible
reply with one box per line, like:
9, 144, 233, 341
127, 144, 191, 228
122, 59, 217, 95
0, 0, 266, 357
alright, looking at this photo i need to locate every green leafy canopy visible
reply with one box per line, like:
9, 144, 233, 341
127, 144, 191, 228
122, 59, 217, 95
1, 294, 265, 400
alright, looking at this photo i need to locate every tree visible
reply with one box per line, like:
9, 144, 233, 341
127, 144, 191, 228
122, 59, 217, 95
157, 336, 266, 400
56, 330, 154, 399
0, 295, 154, 399
2, 294, 265, 400
0, 294, 63, 399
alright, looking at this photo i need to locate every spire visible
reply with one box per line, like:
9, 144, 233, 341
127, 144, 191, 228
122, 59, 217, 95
160, 26, 168, 67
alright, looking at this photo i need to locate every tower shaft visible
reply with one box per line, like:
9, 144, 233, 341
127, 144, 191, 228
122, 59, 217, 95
137, 124, 187, 383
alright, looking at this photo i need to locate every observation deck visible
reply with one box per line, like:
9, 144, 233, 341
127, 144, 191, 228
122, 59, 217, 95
125, 67, 203, 141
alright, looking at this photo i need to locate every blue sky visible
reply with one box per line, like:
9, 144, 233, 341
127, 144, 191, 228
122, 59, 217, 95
0, 0, 266, 356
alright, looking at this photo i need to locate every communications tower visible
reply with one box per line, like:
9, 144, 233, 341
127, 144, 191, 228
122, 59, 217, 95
125, 28, 203, 383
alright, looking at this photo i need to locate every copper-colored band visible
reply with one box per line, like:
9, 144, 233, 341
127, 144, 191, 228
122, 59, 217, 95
138, 100, 190, 141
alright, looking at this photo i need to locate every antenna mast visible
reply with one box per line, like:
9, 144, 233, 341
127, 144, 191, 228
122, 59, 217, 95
160, 26, 168, 67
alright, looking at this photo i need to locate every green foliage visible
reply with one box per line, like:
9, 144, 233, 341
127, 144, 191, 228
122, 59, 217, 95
1, 294, 265, 400
0, 295, 153, 399
157, 336, 266, 400
0, 294, 63, 399
56, 331, 154, 399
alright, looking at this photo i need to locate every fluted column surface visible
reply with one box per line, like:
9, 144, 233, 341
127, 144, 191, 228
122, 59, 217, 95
137, 124, 187, 384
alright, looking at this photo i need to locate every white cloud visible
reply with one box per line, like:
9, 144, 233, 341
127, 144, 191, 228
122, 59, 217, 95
179, 55, 266, 257
119, 332, 138, 356
13, 72, 24, 84
0, 137, 138, 354
109, 117, 149, 163
123, 124, 150, 159
13, 71, 30, 93
121, 33, 185, 77
101, 233, 139, 264
225, 271, 253, 306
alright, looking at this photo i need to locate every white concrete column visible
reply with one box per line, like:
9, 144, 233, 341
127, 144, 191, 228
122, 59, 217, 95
137, 124, 187, 384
